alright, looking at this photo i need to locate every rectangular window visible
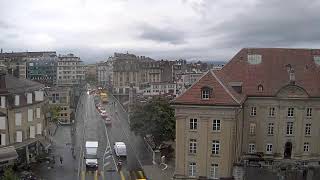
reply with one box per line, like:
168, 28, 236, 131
0, 133, 5, 146
30, 126, 35, 138
305, 123, 311, 136
269, 107, 275, 117
37, 123, 42, 135
268, 123, 274, 135
27, 93, 32, 104
189, 139, 197, 154
250, 107, 256, 116
286, 122, 294, 135
212, 120, 221, 131
28, 109, 33, 122
188, 162, 197, 177
210, 164, 219, 179
306, 108, 312, 117
0, 96, 5, 108
303, 142, 309, 152
15, 113, 22, 126
249, 123, 256, 135
15, 95, 20, 106
202, 90, 209, 99
16, 131, 22, 142
0, 117, 5, 130
190, 118, 197, 130
266, 144, 273, 154
287, 108, 294, 117
248, 143, 255, 153
36, 108, 41, 118
212, 140, 220, 155
35, 91, 44, 101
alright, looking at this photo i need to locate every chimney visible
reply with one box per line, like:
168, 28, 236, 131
289, 68, 295, 84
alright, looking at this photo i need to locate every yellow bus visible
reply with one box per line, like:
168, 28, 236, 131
129, 170, 147, 180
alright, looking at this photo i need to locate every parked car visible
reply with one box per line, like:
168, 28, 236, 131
101, 112, 108, 118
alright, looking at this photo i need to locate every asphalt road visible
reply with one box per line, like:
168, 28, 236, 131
76, 91, 152, 180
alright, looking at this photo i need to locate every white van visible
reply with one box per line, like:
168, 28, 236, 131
85, 141, 98, 171
114, 142, 127, 157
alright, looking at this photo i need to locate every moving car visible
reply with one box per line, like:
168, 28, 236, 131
85, 141, 99, 171
101, 111, 108, 118
114, 142, 127, 157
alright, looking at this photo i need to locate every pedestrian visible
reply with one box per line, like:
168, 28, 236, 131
60, 156, 63, 164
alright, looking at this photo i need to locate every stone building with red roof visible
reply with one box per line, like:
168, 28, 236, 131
172, 48, 320, 179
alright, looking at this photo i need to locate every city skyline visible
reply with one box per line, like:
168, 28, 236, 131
1, 0, 320, 62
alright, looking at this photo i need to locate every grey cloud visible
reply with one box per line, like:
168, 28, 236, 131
208, 0, 320, 48
138, 24, 186, 45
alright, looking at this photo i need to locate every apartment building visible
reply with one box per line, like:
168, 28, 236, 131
46, 86, 71, 124
0, 51, 56, 79
172, 48, 320, 179
26, 55, 58, 86
139, 82, 177, 96
56, 54, 86, 86
96, 60, 113, 88
0, 72, 49, 167
112, 52, 173, 94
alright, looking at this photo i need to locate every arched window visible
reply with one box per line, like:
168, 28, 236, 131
201, 86, 213, 100
258, 84, 263, 92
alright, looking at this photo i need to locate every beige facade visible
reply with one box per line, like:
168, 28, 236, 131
174, 105, 241, 179
172, 48, 320, 179
46, 86, 71, 124
0, 73, 49, 166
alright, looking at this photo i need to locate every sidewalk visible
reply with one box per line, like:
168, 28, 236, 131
32, 126, 77, 180
143, 159, 175, 180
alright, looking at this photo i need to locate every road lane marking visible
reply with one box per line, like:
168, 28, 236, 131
81, 170, 85, 180
120, 170, 126, 180
94, 170, 98, 180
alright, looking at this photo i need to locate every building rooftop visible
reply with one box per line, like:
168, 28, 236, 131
173, 48, 320, 106
0, 72, 44, 94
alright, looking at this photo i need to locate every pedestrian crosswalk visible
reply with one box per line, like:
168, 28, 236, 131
80, 169, 146, 180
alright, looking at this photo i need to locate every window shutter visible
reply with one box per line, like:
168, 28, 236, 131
37, 123, 42, 134
1, 134, 6, 146
0, 96, 5, 108
15, 113, 22, 126
15, 95, 20, 106
0, 117, 5, 130
36, 108, 41, 118
28, 109, 33, 122
30, 126, 35, 138
35, 91, 44, 101
27, 93, 33, 104
16, 131, 22, 142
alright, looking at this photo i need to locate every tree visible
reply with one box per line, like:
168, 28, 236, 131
49, 105, 61, 123
3, 167, 18, 180
130, 97, 175, 145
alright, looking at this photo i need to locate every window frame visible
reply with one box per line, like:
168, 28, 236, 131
286, 122, 294, 135
269, 107, 275, 117
267, 123, 274, 135
266, 144, 273, 154
188, 162, 197, 177
306, 108, 312, 117
210, 163, 219, 179
212, 140, 220, 155
189, 118, 198, 130
212, 119, 221, 132
287, 107, 294, 117
189, 139, 197, 154
250, 107, 257, 116
305, 123, 311, 136
248, 143, 255, 153
249, 123, 256, 135
201, 89, 210, 100
303, 142, 310, 152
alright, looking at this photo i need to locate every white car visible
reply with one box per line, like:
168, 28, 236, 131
114, 142, 127, 157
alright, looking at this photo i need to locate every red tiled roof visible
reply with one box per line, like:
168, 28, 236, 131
173, 71, 240, 106
173, 48, 320, 106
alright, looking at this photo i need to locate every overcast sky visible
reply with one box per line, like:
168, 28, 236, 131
1, 0, 320, 62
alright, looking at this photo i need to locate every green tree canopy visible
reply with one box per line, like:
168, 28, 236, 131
49, 105, 61, 123
130, 97, 175, 145
3, 167, 18, 180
